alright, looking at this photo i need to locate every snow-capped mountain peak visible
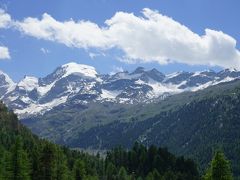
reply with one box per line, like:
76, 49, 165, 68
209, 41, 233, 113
17, 76, 38, 91
0, 70, 16, 98
0, 70, 15, 86
61, 62, 98, 79
1, 63, 240, 119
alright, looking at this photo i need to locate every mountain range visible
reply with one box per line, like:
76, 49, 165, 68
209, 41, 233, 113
1, 62, 240, 175
1, 62, 240, 119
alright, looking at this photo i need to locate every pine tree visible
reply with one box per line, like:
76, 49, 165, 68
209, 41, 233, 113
39, 143, 57, 180
152, 169, 162, 180
106, 162, 117, 180
55, 147, 69, 180
73, 159, 86, 180
117, 166, 128, 180
30, 145, 41, 180
2, 151, 12, 180
5, 136, 31, 180
0, 146, 6, 180
146, 172, 154, 180
204, 151, 233, 180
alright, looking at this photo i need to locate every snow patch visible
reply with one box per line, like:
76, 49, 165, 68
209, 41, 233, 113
191, 76, 235, 91
147, 81, 183, 98
101, 89, 121, 99
61, 62, 98, 79
164, 72, 182, 81
37, 82, 55, 96
15, 96, 68, 118
0, 70, 16, 94
18, 76, 38, 91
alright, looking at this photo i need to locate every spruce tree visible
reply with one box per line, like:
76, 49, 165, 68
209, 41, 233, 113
0, 146, 6, 180
146, 172, 154, 180
73, 159, 86, 180
117, 166, 128, 180
106, 162, 117, 180
152, 169, 162, 180
55, 147, 69, 180
39, 143, 57, 180
204, 151, 233, 180
2, 151, 12, 180
5, 136, 31, 180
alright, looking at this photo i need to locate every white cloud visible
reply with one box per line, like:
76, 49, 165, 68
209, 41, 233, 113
0, 9, 11, 28
40, 47, 50, 54
7, 8, 240, 69
0, 9, 11, 60
15, 13, 111, 49
105, 9, 240, 69
0, 46, 10, 59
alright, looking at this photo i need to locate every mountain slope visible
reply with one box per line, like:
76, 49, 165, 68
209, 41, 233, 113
21, 79, 240, 176
63, 79, 240, 175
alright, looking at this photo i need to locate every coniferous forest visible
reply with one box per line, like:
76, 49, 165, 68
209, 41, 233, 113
0, 102, 236, 179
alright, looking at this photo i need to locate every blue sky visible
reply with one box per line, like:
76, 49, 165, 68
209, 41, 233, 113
0, 0, 240, 81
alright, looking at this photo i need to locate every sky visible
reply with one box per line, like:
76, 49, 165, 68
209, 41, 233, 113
0, 0, 240, 81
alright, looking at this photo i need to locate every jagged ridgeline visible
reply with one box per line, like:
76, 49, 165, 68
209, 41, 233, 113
0, 102, 200, 179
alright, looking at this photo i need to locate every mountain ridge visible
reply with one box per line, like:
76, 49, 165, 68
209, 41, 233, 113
1, 62, 240, 118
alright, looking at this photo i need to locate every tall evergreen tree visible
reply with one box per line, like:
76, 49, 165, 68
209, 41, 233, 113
0, 146, 6, 180
204, 151, 233, 180
152, 169, 162, 180
39, 143, 57, 180
55, 147, 69, 180
73, 159, 86, 180
106, 162, 117, 180
5, 136, 31, 180
117, 166, 128, 180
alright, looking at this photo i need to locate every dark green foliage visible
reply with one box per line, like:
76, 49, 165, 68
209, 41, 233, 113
55, 147, 70, 180
105, 143, 199, 179
39, 143, 57, 180
117, 166, 128, 180
73, 159, 86, 180
5, 136, 31, 180
204, 151, 233, 180
106, 162, 117, 180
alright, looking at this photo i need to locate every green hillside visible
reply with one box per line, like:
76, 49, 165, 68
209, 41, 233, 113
0, 102, 201, 179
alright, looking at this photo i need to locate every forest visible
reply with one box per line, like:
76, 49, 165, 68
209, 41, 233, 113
0, 102, 234, 180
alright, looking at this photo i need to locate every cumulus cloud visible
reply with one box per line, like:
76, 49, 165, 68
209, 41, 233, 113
15, 13, 111, 49
0, 9, 11, 28
0, 9, 11, 60
0, 46, 10, 59
6, 8, 240, 69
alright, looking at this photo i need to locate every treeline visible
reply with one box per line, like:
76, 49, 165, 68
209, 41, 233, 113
105, 143, 199, 179
0, 102, 234, 179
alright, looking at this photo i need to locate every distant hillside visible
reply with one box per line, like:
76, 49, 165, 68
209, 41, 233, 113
0, 102, 200, 179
